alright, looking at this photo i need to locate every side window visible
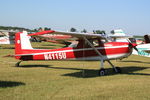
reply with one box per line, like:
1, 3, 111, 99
85, 38, 100, 47
93, 39, 99, 47
76, 38, 105, 48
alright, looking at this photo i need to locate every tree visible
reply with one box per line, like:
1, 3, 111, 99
81, 29, 87, 33
0, 26, 32, 32
44, 27, 51, 30
38, 27, 43, 32
33, 29, 38, 32
93, 30, 106, 35
70, 27, 77, 32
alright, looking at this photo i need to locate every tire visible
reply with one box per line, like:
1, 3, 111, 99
99, 69, 107, 76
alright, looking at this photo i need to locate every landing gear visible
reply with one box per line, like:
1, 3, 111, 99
83, 37, 122, 76
107, 60, 122, 74
98, 60, 122, 76
15, 61, 22, 67
99, 69, 107, 76
98, 60, 108, 76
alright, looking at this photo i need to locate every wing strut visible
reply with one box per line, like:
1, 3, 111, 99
83, 37, 104, 69
83, 37, 103, 58
83, 37, 122, 76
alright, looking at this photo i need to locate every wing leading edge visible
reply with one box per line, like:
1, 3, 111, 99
28, 30, 106, 39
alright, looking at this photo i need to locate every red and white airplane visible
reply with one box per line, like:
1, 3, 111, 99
14, 30, 137, 76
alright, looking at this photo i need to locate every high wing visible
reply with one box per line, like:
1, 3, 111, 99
28, 30, 73, 45
28, 30, 106, 39
108, 35, 132, 38
51, 31, 106, 39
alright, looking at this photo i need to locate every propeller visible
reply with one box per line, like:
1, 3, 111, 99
132, 43, 138, 52
127, 39, 138, 52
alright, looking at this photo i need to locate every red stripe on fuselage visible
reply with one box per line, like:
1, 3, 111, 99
16, 43, 131, 61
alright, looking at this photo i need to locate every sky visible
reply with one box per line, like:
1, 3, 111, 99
0, 0, 150, 35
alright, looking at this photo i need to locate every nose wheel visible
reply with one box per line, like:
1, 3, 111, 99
98, 60, 122, 76
98, 67, 122, 76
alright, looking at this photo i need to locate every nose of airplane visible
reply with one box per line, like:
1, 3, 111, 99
131, 43, 137, 47
129, 43, 138, 51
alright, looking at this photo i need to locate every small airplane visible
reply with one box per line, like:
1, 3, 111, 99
132, 43, 150, 57
0, 30, 17, 44
109, 29, 132, 42
143, 49, 150, 53
132, 35, 150, 57
14, 30, 137, 76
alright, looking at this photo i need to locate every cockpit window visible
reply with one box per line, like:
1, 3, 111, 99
76, 38, 107, 48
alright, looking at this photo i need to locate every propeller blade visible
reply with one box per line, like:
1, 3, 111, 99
133, 46, 138, 52
127, 39, 138, 52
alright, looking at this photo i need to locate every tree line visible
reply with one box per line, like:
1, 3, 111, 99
69, 28, 106, 35
0, 26, 106, 34
0, 26, 33, 32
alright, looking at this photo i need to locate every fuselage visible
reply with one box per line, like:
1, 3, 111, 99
15, 42, 132, 61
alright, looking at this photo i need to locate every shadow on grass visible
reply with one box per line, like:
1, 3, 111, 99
121, 60, 150, 64
17, 64, 150, 78
0, 47, 15, 49
58, 66, 150, 78
0, 81, 25, 88
18, 64, 51, 68
48, 66, 82, 70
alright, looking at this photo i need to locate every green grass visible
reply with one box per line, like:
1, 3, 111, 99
0, 43, 150, 100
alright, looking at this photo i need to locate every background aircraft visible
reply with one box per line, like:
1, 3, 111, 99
108, 29, 150, 57
144, 49, 150, 53
0, 30, 18, 44
132, 34, 150, 57
108, 29, 132, 42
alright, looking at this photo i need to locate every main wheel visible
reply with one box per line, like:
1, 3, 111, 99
99, 69, 107, 76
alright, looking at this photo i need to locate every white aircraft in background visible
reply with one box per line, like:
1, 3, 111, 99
144, 49, 150, 53
108, 29, 150, 57
109, 29, 130, 42
0, 30, 17, 44
132, 34, 150, 57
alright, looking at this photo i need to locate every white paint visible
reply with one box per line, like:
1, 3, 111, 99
17, 40, 20, 44
20, 31, 33, 49
0, 36, 11, 44
44, 52, 66, 60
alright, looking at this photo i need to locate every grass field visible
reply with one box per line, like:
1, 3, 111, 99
0, 42, 150, 100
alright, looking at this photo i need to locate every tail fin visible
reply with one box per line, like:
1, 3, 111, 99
15, 31, 33, 55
